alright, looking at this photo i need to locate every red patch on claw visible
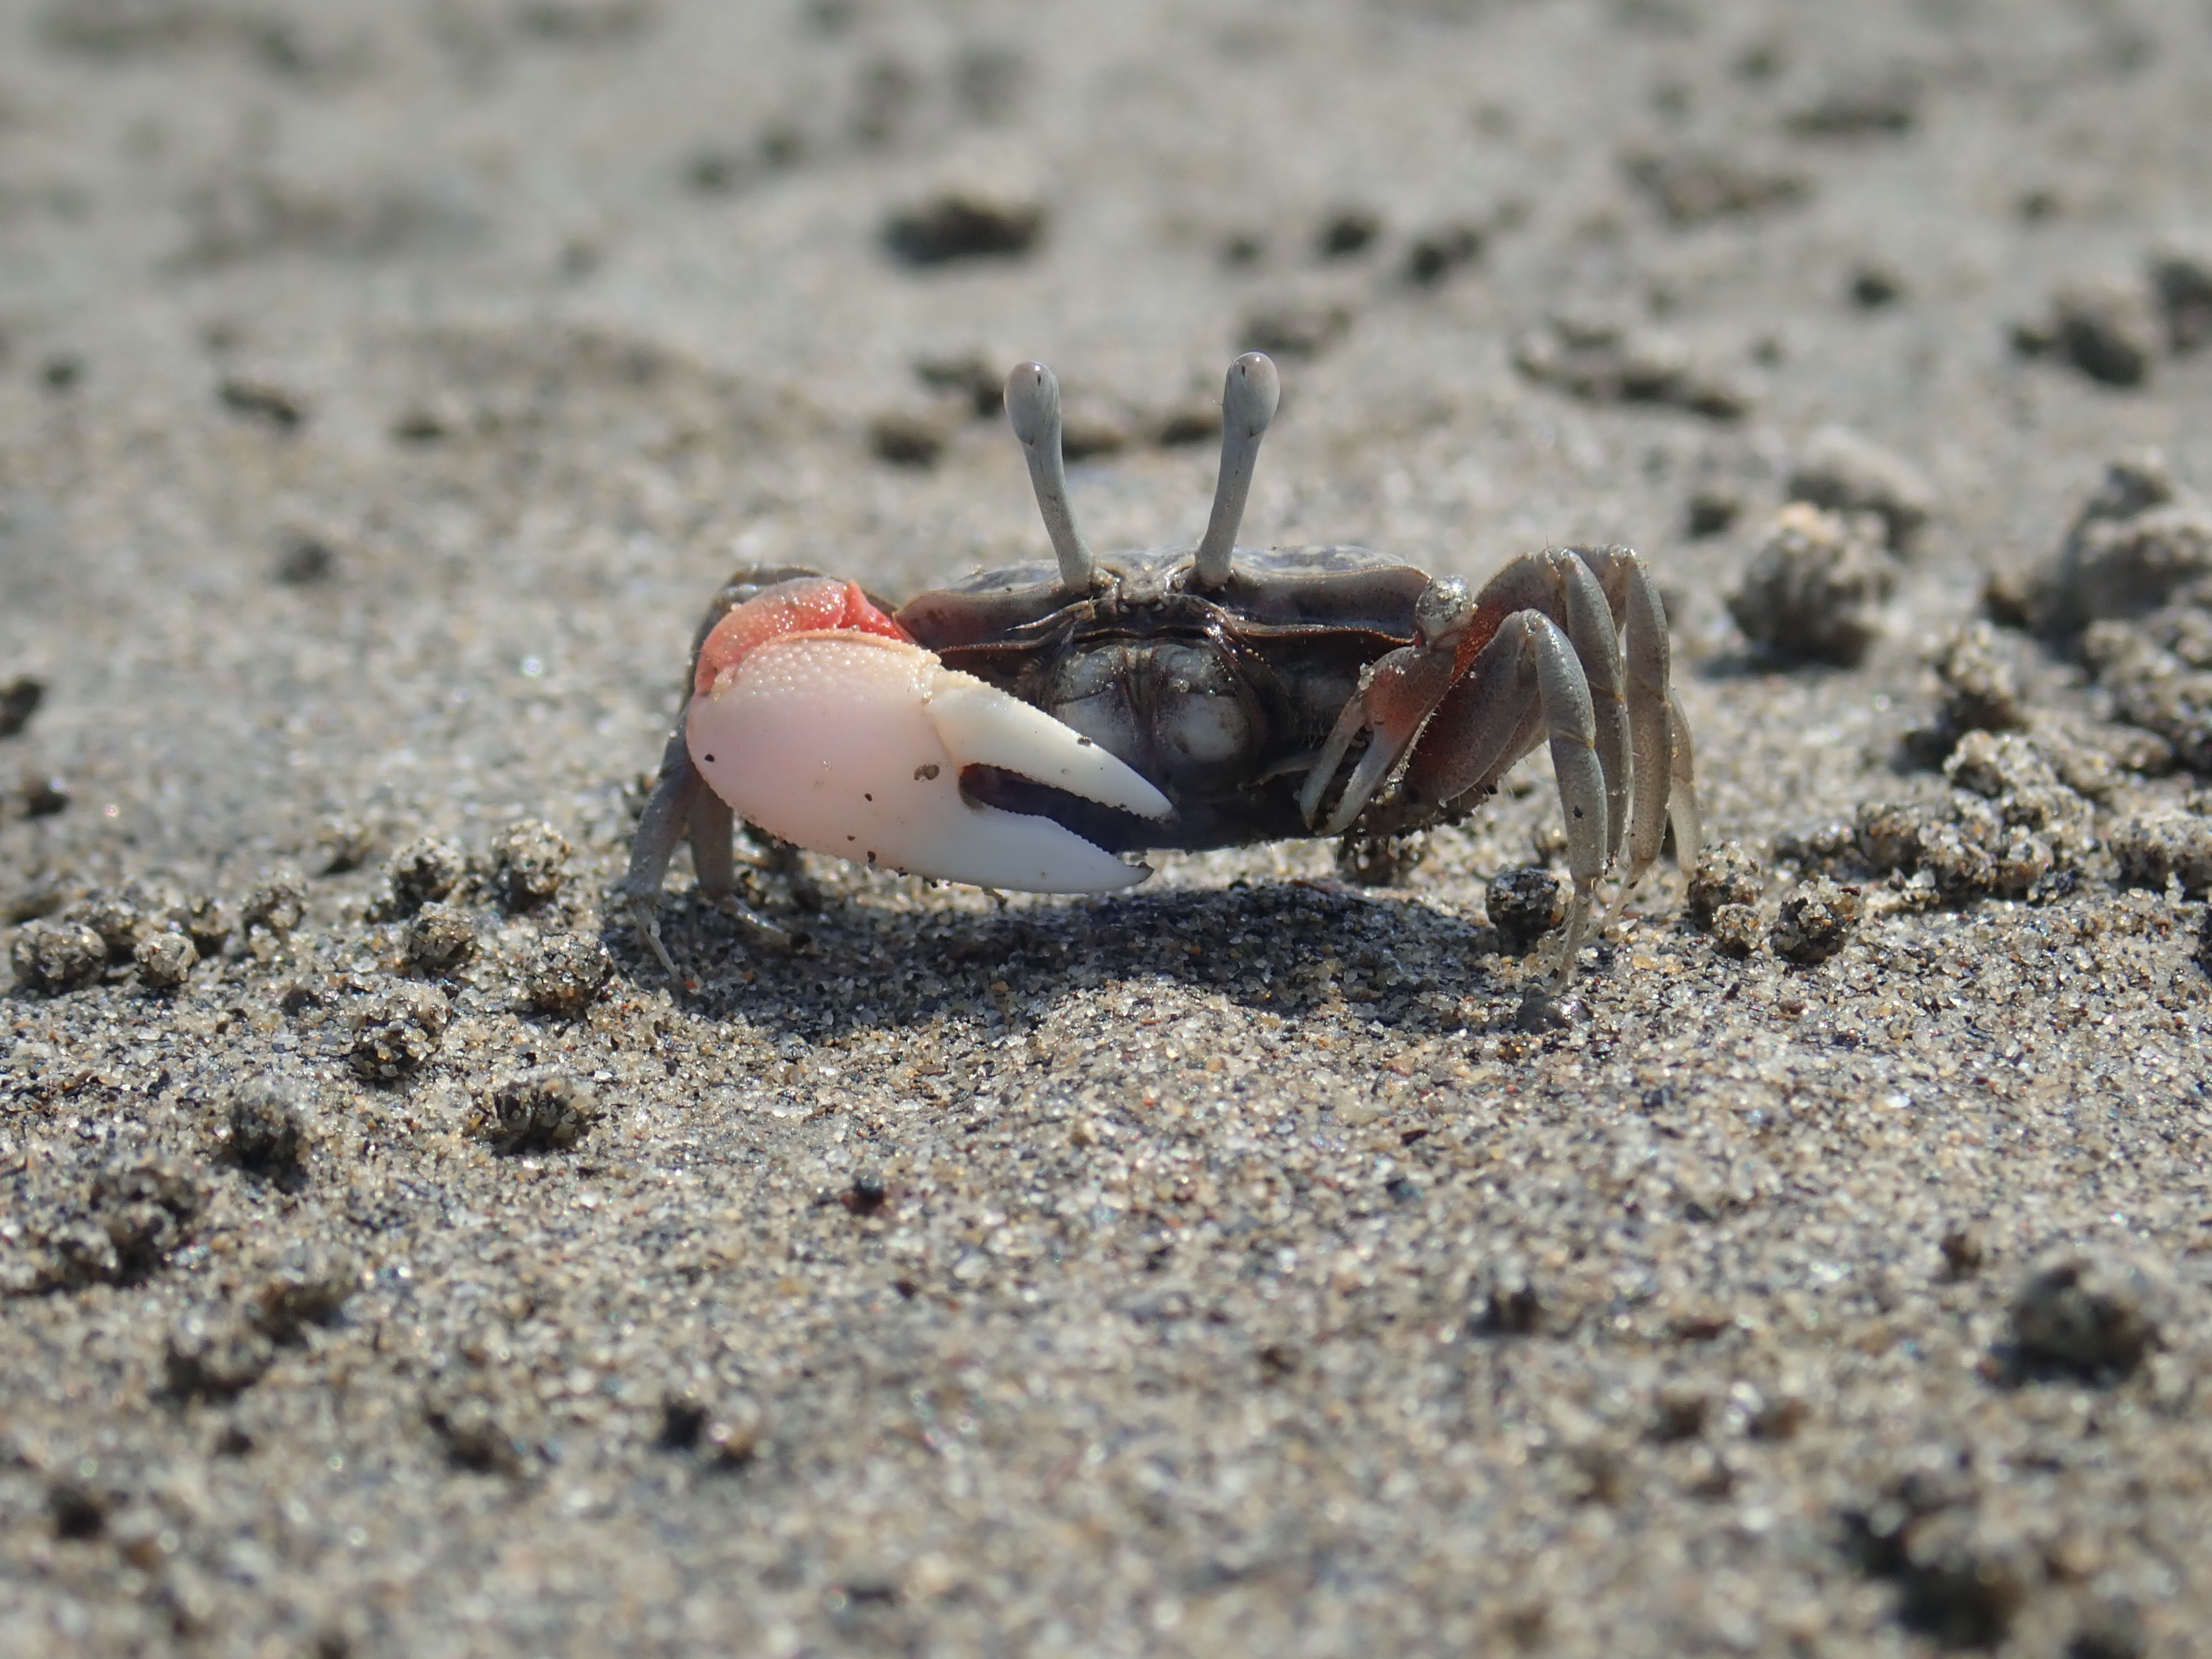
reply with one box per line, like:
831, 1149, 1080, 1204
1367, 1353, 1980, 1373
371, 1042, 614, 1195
693, 577, 912, 696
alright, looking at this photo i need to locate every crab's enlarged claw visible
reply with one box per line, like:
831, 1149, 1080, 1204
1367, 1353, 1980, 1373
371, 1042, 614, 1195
687, 623, 1171, 894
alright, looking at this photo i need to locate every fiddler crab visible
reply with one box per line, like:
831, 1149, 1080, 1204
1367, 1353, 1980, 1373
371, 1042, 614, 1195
622, 352, 1700, 990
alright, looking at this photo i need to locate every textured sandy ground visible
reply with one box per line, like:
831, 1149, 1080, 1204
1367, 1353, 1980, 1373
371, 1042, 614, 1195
4, 1, 2212, 1655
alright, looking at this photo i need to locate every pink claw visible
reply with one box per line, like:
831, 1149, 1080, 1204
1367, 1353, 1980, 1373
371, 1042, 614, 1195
685, 579, 1171, 893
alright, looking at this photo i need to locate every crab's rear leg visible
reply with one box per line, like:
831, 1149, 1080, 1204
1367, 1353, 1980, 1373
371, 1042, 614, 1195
1573, 546, 1699, 894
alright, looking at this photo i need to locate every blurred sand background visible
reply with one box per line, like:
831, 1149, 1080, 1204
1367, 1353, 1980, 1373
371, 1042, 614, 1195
3, 0, 2212, 1653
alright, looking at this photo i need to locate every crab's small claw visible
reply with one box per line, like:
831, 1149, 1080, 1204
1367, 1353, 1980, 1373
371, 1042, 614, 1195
686, 607, 1171, 894
1300, 653, 1442, 837
1298, 578, 1481, 836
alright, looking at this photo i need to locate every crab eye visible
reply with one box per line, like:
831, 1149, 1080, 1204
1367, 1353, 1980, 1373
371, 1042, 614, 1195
1414, 577, 1474, 646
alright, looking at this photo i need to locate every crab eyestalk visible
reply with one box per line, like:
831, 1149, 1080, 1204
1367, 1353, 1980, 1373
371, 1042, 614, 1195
1192, 352, 1281, 591
1005, 362, 1096, 596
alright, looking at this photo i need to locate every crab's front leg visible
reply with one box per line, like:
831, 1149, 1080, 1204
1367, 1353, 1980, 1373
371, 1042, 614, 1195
620, 729, 796, 978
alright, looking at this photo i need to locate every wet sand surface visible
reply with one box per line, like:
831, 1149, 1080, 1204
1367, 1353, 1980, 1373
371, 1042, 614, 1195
4, 1, 2212, 1653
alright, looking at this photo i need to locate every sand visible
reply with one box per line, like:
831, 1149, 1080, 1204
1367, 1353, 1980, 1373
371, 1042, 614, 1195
4, 1, 2212, 1653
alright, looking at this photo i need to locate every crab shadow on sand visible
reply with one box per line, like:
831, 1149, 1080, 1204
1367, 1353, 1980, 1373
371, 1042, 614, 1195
602, 875, 1578, 1045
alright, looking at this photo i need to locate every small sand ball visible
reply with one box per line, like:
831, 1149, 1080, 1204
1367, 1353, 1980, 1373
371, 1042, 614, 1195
239, 875, 307, 937
72, 887, 153, 962
44, 1223, 122, 1290
133, 930, 197, 991
867, 408, 950, 468
2052, 278, 2161, 388
227, 1078, 309, 1175
314, 817, 376, 876
1944, 729, 2059, 801
1768, 877, 1862, 964
164, 1311, 274, 1401
490, 821, 571, 912
884, 179, 1046, 265
1686, 841, 1764, 926
2041, 456, 2212, 629
382, 836, 466, 916
1707, 903, 1764, 959
2111, 813, 2212, 898
1933, 622, 2026, 733
1728, 503, 1897, 666
523, 932, 611, 1018
425, 1391, 530, 1475
2155, 246, 2212, 351
44, 1479, 105, 1539
481, 1071, 598, 1154
250, 1248, 357, 1338
405, 902, 478, 976
1985, 829, 2057, 898
12, 919, 108, 994
348, 984, 450, 1081
1486, 867, 1566, 954
698, 1396, 764, 1467
2007, 1251, 2163, 1382
89, 1157, 204, 1220
1774, 820, 1859, 875
1855, 801, 1933, 872
1910, 802, 2054, 901
1785, 425, 1935, 552
175, 895, 230, 956
1684, 482, 1741, 539
85, 1158, 203, 1279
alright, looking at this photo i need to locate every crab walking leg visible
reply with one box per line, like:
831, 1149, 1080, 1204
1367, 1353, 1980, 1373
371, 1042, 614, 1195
682, 784, 797, 950
1575, 546, 1685, 886
620, 728, 800, 976
1399, 612, 1611, 980
1455, 551, 1630, 865
688, 626, 1172, 893
619, 731, 708, 975
1667, 688, 1702, 862
686, 781, 737, 900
